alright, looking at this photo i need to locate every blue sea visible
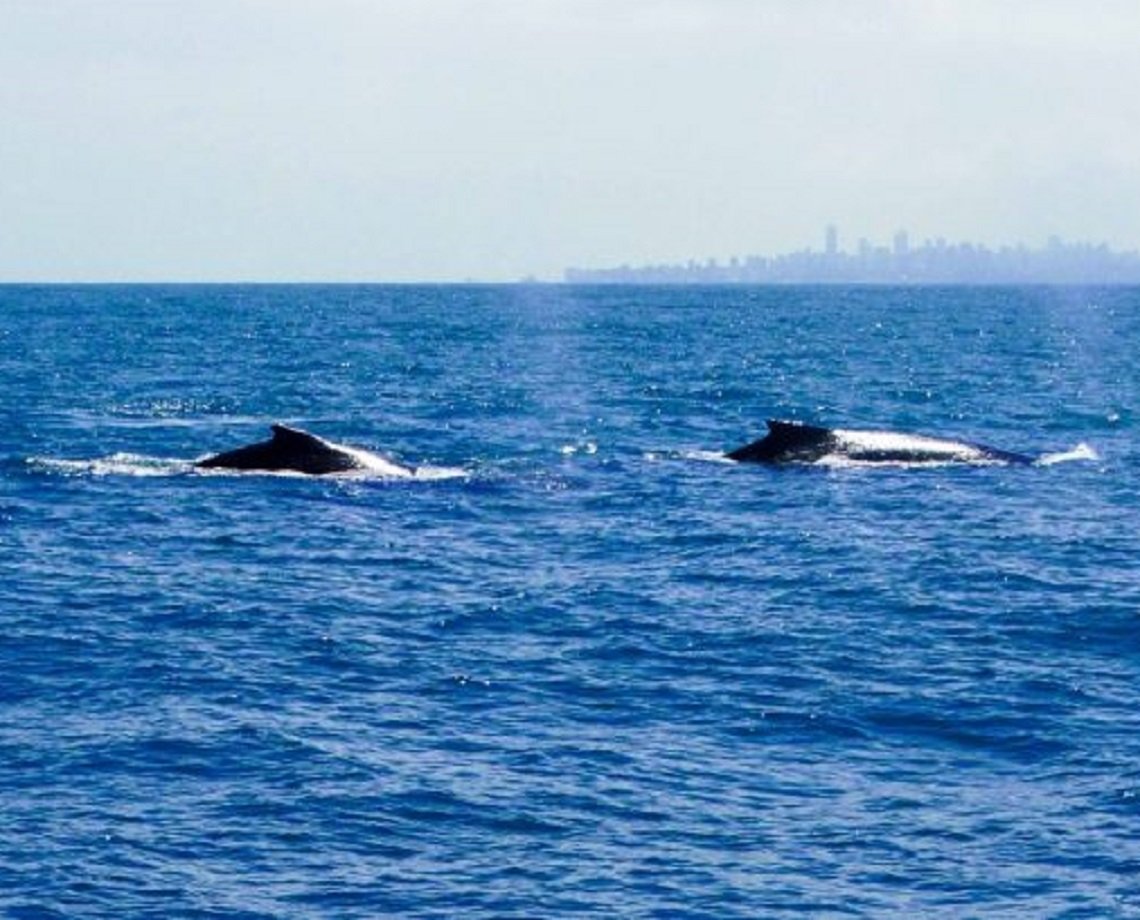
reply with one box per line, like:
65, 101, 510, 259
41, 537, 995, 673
1, 284, 1138, 918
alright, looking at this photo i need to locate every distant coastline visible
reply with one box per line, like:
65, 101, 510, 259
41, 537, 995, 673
565, 228, 1140, 285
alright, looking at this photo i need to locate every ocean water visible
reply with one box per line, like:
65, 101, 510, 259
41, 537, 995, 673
1, 284, 1137, 918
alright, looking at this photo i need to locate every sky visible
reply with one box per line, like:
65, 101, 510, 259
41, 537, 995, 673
2, 0, 1139, 281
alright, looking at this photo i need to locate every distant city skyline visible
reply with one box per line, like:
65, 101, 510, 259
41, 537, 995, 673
565, 228, 1140, 285
2, 3, 1140, 281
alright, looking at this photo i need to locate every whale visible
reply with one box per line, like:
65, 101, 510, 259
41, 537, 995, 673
195, 424, 414, 477
726, 419, 1034, 466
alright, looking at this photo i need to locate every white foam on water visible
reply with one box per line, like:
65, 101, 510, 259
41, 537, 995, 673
409, 465, 469, 481
28, 454, 193, 477
29, 453, 467, 482
560, 442, 599, 457
1035, 443, 1099, 466
338, 446, 416, 479
679, 450, 737, 464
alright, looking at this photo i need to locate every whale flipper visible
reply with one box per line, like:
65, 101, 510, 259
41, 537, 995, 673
196, 424, 412, 476
727, 419, 1034, 466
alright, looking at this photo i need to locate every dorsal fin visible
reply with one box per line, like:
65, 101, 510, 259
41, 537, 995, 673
270, 424, 325, 447
767, 419, 832, 438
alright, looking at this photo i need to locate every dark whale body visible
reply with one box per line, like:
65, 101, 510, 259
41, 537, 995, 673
196, 424, 413, 476
727, 420, 1034, 466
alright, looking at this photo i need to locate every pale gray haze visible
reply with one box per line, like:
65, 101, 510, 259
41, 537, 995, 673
2, 0, 1138, 281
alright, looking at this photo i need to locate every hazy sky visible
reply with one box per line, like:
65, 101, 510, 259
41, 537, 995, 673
2, 0, 1138, 281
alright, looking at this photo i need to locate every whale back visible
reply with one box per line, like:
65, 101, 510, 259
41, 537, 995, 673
197, 424, 365, 474
727, 419, 1035, 465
